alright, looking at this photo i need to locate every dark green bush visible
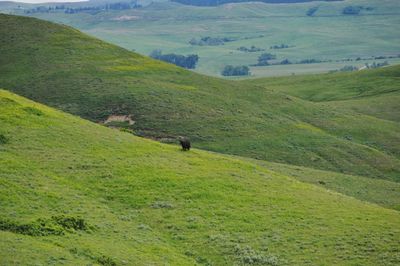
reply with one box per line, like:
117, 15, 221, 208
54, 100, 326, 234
52, 215, 92, 232
0, 216, 93, 236
0, 219, 64, 236
97, 255, 117, 266
0, 134, 7, 144
222, 65, 250, 76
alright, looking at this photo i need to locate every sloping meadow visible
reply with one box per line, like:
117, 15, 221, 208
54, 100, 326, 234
1, 89, 400, 264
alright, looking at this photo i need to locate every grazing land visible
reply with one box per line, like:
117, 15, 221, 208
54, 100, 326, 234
1, 14, 399, 183
1, 0, 399, 77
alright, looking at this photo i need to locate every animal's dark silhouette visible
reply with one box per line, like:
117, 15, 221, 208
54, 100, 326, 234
179, 137, 191, 151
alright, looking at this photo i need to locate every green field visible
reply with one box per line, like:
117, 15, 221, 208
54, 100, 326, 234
2, 0, 399, 78
1, 89, 400, 265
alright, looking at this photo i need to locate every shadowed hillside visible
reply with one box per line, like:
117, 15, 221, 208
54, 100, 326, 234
1, 89, 399, 265
0, 14, 399, 181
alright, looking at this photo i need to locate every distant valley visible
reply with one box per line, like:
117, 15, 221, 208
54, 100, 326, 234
1, 0, 399, 77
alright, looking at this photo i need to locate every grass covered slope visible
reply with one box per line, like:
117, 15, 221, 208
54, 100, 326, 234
257, 161, 400, 211
1, 14, 400, 181
1, 89, 400, 265
246, 66, 400, 122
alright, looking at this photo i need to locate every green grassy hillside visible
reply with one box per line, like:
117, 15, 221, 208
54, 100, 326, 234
0, 14, 399, 181
245, 66, 400, 122
1, 89, 400, 265
4, 0, 399, 77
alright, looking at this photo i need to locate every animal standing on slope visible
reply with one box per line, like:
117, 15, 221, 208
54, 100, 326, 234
179, 136, 191, 151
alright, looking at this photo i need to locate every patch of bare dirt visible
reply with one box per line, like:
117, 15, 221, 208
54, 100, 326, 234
104, 115, 135, 125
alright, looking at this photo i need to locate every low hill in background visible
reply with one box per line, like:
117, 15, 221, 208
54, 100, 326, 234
0, 14, 399, 182
1, 89, 400, 265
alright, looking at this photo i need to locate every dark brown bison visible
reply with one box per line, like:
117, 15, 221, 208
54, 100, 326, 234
178, 137, 191, 151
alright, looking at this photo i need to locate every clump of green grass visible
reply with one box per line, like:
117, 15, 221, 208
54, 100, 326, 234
51, 215, 93, 232
0, 218, 64, 236
0, 216, 92, 236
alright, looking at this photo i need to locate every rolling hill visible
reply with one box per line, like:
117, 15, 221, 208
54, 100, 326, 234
1, 89, 400, 265
245, 66, 400, 122
0, 14, 399, 182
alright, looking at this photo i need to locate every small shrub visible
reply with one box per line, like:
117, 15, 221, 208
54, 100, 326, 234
234, 244, 279, 265
151, 201, 174, 209
52, 215, 92, 232
0, 134, 8, 144
97, 255, 117, 266
138, 224, 151, 230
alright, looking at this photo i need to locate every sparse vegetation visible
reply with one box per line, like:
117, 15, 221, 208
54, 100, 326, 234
332, 65, 359, 73
189, 36, 237, 46
270, 44, 293, 49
